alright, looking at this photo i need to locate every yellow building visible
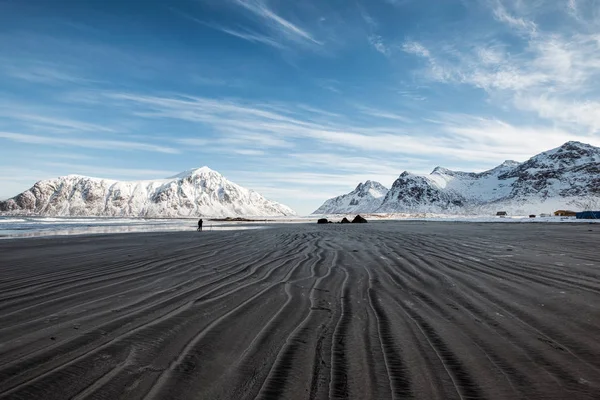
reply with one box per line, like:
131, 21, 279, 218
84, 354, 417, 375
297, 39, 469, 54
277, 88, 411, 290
554, 210, 577, 217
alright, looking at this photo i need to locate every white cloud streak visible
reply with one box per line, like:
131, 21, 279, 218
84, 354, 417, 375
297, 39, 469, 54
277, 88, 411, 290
218, 26, 286, 48
95, 90, 592, 163
3, 65, 88, 85
170, 7, 287, 49
368, 34, 389, 55
0, 131, 179, 154
357, 105, 412, 123
492, 4, 538, 36
232, 0, 322, 45
41, 162, 178, 180
0, 111, 118, 134
183, 0, 321, 50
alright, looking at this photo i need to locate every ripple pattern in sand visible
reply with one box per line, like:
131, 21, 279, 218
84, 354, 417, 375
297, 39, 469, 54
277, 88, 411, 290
1, 223, 600, 399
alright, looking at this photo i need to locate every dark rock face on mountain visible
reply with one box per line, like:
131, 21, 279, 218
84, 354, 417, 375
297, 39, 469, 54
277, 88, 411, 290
313, 181, 388, 214
316, 141, 600, 215
0, 167, 296, 218
497, 142, 600, 201
378, 172, 466, 213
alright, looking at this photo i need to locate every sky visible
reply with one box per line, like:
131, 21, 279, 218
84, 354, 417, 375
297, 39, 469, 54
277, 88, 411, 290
1, 0, 600, 215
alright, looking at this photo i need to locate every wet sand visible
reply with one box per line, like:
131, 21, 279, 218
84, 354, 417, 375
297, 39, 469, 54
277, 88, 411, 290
1, 222, 599, 399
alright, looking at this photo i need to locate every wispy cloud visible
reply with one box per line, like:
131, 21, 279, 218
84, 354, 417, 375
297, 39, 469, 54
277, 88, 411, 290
401, 2, 600, 135
0, 131, 178, 153
434, 114, 596, 155
176, 131, 290, 151
231, 0, 322, 45
182, 0, 322, 50
170, 6, 286, 49
217, 26, 286, 49
402, 41, 453, 82
492, 3, 538, 36
175, 138, 210, 147
41, 162, 178, 180
368, 34, 390, 55
0, 111, 118, 134
285, 152, 430, 176
88, 90, 591, 164
565, 0, 597, 25
514, 95, 600, 134
357, 4, 378, 29
231, 148, 265, 156
315, 79, 343, 94
402, 41, 431, 58
294, 104, 342, 119
397, 89, 427, 102
357, 105, 412, 123
2, 64, 89, 85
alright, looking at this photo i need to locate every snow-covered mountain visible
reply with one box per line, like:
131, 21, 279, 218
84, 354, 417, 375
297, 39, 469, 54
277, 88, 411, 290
315, 141, 600, 215
0, 167, 296, 217
313, 180, 388, 214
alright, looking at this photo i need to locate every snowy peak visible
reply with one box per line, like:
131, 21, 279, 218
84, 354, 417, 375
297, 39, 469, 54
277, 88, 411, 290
476, 160, 521, 177
500, 141, 600, 181
525, 141, 600, 169
557, 140, 598, 152
378, 171, 465, 213
430, 166, 474, 178
0, 167, 296, 218
500, 160, 520, 168
168, 166, 218, 179
354, 180, 388, 198
431, 166, 452, 175
313, 181, 389, 214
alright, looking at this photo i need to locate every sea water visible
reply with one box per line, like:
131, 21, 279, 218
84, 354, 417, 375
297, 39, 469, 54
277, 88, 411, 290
0, 216, 261, 239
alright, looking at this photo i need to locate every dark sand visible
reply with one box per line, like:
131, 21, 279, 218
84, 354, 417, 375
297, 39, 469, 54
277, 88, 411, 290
1, 222, 600, 399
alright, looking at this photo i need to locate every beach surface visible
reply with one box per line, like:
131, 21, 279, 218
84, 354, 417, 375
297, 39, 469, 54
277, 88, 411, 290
1, 221, 599, 399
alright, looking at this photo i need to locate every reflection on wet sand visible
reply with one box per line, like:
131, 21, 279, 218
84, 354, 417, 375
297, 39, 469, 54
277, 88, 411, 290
0, 217, 264, 239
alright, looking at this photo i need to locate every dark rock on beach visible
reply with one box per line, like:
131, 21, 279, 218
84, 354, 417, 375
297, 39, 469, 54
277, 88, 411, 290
352, 215, 368, 223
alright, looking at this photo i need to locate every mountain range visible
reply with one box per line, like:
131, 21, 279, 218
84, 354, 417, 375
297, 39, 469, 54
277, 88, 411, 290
3, 141, 599, 218
313, 180, 389, 214
314, 141, 600, 215
0, 167, 296, 218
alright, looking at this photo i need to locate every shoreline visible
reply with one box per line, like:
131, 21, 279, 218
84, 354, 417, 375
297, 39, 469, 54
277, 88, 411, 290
1, 214, 599, 241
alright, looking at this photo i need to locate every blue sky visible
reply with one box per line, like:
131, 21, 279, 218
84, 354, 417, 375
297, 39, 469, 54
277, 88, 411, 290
1, 0, 599, 215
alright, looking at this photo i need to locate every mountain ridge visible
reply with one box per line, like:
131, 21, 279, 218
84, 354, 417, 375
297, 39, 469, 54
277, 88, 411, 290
0, 167, 296, 218
313, 180, 389, 214
314, 141, 600, 215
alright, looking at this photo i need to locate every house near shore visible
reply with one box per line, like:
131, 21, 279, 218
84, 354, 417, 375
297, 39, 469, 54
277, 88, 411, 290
576, 211, 600, 219
554, 210, 577, 217
496, 211, 507, 216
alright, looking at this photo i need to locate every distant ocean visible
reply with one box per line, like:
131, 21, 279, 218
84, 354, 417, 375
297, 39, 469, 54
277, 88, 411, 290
0, 216, 259, 239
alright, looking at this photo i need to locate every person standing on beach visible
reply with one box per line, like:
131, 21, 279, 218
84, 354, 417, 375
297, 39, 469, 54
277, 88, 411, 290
197, 218, 203, 232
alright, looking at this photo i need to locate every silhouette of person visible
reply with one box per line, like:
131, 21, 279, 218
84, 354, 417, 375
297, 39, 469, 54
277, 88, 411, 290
197, 218, 203, 232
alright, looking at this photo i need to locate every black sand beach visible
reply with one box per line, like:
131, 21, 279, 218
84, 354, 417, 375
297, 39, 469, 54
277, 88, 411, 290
1, 222, 599, 399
